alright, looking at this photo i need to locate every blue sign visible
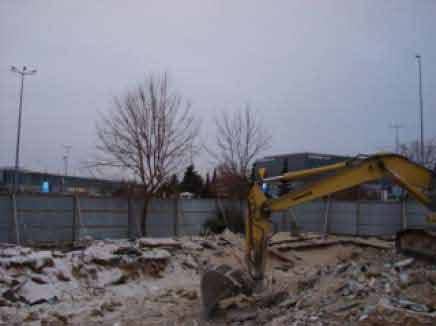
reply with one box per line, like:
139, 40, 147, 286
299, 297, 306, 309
42, 181, 49, 193
261, 182, 269, 193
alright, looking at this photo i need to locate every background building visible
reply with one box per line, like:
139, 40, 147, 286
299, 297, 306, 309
254, 152, 350, 179
253, 152, 394, 200
0, 168, 123, 195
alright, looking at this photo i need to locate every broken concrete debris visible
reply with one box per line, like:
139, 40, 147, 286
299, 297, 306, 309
18, 282, 59, 305
177, 288, 199, 300
394, 257, 415, 270
100, 298, 123, 312
0, 231, 435, 325
360, 298, 436, 325
0, 237, 172, 311
182, 254, 199, 270
24, 310, 40, 322
136, 237, 181, 249
0, 250, 54, 272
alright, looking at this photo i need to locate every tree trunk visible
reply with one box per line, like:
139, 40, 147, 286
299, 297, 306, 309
140, 196, 150, 237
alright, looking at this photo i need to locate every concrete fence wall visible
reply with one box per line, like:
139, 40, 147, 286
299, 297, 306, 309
0, 193, 432, 245
0, 194, 220, 244
271, 199, 430, 236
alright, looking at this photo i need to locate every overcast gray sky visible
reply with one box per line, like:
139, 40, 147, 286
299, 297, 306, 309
1, 0, 435, 177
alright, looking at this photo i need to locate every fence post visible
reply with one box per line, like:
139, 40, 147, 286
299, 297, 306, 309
174, 198, 180, 237
72, 195, 81, 242
323, 197, 331, 237
127, 196, 133, 239
289, 208, 300, 237
11, 193, 21, 245
402, 199, 408, 229
281, 211, 287, 232
355, 201, 361, 236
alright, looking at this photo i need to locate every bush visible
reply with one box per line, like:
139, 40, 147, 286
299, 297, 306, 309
202, 215, 226, 235
221, 205, 245, 234
202, 204, 245, 235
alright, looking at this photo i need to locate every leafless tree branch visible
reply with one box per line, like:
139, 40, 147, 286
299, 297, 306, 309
208, 106, 271, 200
400, 138, 436, 170
93, 73, 199, 236
209, 106, 271, 179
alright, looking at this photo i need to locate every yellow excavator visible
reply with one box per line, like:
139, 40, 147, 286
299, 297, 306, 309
201, 153, 436, 318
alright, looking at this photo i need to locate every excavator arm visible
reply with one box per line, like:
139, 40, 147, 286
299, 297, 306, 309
202, 153, 436, 318
245, 153, 436, 282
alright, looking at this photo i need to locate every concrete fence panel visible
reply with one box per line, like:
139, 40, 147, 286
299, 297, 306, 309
270, 212, 286, 232
328, 201, 357, 235
17, 194, 74, 244
293, 200, 326, 233
79, 196, 128, 240
0, 193, 434, 244
179, 199, 217, 236
0, 196, 11, 242
358, 201, 402, 236
406, 201, 430, 229
146, 199, 177, 237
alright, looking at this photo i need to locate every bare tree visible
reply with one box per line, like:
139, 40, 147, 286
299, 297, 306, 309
400, 138, 436, 170
210, 107, 271, 199
95, 74, 198, 236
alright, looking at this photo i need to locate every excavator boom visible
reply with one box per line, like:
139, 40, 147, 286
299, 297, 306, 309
202, 153, 436, 318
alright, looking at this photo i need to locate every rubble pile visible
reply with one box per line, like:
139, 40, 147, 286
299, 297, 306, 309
0, 238, 182, 325
211, 233, 436, 325
0, 231, 434, 325
0, 239, 174, 303
72, 240, 171, 284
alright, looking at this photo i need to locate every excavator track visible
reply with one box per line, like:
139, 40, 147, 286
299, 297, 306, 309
396, 229, 436, 262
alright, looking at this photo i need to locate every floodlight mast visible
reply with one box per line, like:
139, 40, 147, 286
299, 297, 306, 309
10, 65, 37, 192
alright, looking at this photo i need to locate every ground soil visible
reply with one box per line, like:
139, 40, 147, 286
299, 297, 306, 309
1, 232, 435, 326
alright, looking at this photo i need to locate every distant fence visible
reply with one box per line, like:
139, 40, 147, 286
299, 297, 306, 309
0, 193, 431, 245
0, 193, 226, 245
270, 199, 430, 237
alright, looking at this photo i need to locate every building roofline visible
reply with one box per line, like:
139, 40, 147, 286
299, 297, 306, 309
260, 152, 351, 160
0, 167, 127, 184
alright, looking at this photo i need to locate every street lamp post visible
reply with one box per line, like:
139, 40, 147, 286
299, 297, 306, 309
63, 145, 72, 175
11, 65, 37, 192
389, 123, 404, 154
415, 55, 424, 163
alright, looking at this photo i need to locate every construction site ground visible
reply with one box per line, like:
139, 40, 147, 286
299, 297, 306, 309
1, 231, 436, 325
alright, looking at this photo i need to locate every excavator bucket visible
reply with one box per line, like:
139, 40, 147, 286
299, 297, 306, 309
396, 201, 436, 261
200, 264, 254, 319
396, 228, 436, 262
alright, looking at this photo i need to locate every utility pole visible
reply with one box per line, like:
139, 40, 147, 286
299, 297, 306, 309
389, 124, 404, 153
11, 65, 37, 192
63, 145, 72, 175
416, 54, 424, 163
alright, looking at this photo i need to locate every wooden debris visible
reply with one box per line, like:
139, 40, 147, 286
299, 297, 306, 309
136, 238, 181, 249
268, 248, 296, 265
272, 237, 393, 251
